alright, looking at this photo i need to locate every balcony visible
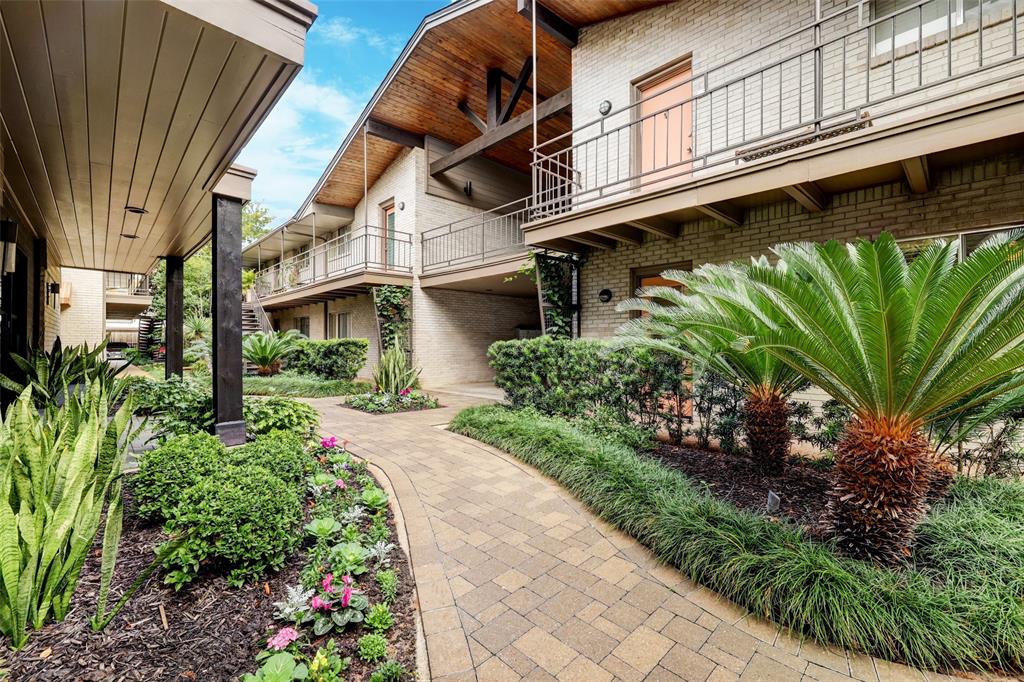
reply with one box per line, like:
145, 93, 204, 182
421, 197, 532, 281
526, 0, 1024, 245
104, 272, 153, 311
252, 226, 412, 309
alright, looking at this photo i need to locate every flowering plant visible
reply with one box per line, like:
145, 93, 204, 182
320, 435, 337, 449
266, 626, 300, 651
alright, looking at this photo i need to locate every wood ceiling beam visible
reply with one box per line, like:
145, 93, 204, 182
696, 201, 743, 228
623, 217, 679, 240
783, 181, 827, 212
365, 118, 424, 149
516, 0, 578, 48
457, 100, 487, 134
594, 225, 644, 246
563, 232, 616, 250
431, 87, 572, 176
901, 155, 931, 194
499, 58, 533, 125
487, 68, 503, 129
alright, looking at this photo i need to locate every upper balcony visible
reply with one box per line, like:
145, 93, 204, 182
524, 0, 1024, 247
104, 272, 153, 312
251, 226, 412, 309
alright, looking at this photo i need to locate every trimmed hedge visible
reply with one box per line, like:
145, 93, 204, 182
449, 405, 1024, 673
227, 429, 311, 488
488, 337, 682, 425
289, 338, 368, 381
243, 374, 371, 397
134, 433, 225, 521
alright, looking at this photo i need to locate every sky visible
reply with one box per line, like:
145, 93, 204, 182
236, 0, 447, 225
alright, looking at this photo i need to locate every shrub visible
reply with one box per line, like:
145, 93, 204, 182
376, 569, 398, 604
357, 633, 388, 663
134, 432, 226, 521
450, 405, 1024, 672
0, 338, 129, 408
369, 660, 406, 682
243, 397, 319, 439
243, 330, 303, 376
489, 336, 681, 428
160, 464, 303, 588
365, 603, 394, 632
570, 405, 655, 452
243, 373, 370, 398
131, 376, 213, 437
227, 430, 310, 488
289, 338, 369, 381
372, 344, 419, 394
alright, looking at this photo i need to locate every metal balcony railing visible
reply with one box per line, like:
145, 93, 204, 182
104, 272, 153, 296
421, 197, 531, 273
252, 225, 411, 297
531, 0, 1024, 217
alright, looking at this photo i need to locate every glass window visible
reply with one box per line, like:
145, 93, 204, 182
294, 316, 310, 337
873, 0, 960, 52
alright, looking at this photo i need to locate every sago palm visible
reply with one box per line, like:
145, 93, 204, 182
616, 261, 806, 472
743, 231, 1024, 564
242, 330, 301, 376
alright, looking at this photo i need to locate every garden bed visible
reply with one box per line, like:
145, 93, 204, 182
6, 467, 417, 681
343, 390, 440, 415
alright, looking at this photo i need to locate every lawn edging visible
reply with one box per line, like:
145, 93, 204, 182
448, 404, 1024, 674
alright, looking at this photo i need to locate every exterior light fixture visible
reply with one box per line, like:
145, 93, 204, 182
598, 288, 613, 303
598, 100, 612, 116
0, 219, 18, 275
398, 201, 405, 211
120, 233, 140, 239
125, 205, 148, 215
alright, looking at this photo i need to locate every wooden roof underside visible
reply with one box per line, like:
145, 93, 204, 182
313, 0, 665, 209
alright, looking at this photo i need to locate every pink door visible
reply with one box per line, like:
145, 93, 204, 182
637, 64, 693, 190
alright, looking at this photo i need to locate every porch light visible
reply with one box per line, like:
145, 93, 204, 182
0, 219, 18, 275
598, 100, 612, 116
125, 205, 148, 215
598, 288, 613, 303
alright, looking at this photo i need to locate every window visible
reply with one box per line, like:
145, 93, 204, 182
294, 316, 310, 337
327, 227, 351, 273
897, 224, 1022, 262
872, 0, 1012, 53
327, 312, 350, 339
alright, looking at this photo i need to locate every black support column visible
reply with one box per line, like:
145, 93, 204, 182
165, 255, 184, 379
211, 193, 246, 445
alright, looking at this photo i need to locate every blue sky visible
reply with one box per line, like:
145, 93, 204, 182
237, 0, 447, 224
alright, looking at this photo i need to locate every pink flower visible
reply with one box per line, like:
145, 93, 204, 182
340, 586, 352, 608
320, 436, 337, 449
334, 479, 346, 490
267, 626, 299, 651
399, 388, 412, 396
342, 575, 353, 587
322, 573, 335, 593
310, 595, 331, 612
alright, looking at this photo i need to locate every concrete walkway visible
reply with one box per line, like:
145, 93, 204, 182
310, 393, 955, 682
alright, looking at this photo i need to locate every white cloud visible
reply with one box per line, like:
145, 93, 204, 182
237, 71, 366, 224
313, 16, 405, 56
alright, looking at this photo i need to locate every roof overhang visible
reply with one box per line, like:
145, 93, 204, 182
241, 201, 353, 268
0, 0, 317, 274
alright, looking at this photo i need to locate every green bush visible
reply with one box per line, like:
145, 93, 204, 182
357, 633, 389, 663
289, 338, 368, 381
365, 603, 394, 632
243, 373, 370, 397
134, 432, 226, 521
227, 430, 310, 488
488, 337, 682, 427
243, 396, 319, 439
450, 405, 1024, 672
130, 376, 213, 437
160, 464, 303, 588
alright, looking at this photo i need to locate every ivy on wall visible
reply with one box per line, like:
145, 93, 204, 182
534, 253, 581, 340
372, 285, 411, 352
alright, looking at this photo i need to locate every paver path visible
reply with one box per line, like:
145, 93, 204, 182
310, 393, 951, 682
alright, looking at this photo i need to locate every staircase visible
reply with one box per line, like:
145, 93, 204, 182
242, 303, 264, 335
137, 316, 164, 360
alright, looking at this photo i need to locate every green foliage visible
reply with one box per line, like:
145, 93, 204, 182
687, 372, 745, 449
133, 432, 226, 521
0, 384, 136, 649
184, 315, 211, 342
228, 430, 310, 488
328, 542, 368, 577
360, 486, 389, 512
357, 633, 389, 663
289, 339, 369, 381
372, 286, 411, 353
244, 331, 303, 376
369, 660, 406, 682
376, 569, 398, 604
347, 390, 438, 414
535, 253, 577, 339
160, 464, 303, 588
307, 640, 348, 682
365, 603, 394, 632
489, 336, 682, 428
244, 397, 320, 439
569, 405, 655, 452
241, 651, 308, 682
244, 373, 370, 398
450, 404, 1024, 672
243, 201, 275, 244
0, 338, 129, 408
150, 246, 213, 322
372, 344, 419, 394
304, 517, 342, 540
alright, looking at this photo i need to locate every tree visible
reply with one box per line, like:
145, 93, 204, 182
242, 201, 274, 245
741, 232, 1024, 564
616, 260, 806, 472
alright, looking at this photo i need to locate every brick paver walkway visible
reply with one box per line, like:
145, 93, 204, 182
310, 393, 955, 682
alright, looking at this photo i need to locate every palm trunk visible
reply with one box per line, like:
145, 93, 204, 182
826, 418, 932, 565
743, 391, 790, 473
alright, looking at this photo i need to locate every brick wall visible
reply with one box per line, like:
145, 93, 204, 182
59, 268, 105, 347
579, 151, 1024, 338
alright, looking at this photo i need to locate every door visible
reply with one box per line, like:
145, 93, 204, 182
1, 251, 29, 408
636, 62, 693, 191
382, 204, 397, 268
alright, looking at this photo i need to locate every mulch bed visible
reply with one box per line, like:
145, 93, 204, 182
646, 443, 836, 532
8, 478, 417, 681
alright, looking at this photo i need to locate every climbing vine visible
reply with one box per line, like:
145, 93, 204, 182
535, 253, 580, 340
372, 285, 411, 352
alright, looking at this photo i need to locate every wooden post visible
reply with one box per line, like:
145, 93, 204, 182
211, 193, 246, 445
165, 255, 184, 379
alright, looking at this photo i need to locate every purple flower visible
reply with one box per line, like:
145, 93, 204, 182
334, 479, 347, 490
310, 595, 331, 612
267, 626, 299, 651
399, 388, 411, 397
322, 573, 335, 593
320, 436, 338, 449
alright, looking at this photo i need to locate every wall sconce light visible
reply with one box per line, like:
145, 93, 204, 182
598, 288, 613, 303
397, 201, 405, 211
463, 181, 473, 198
46, 282, 60, 308
0, 219, 18, 275
598, 100, 613, 116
